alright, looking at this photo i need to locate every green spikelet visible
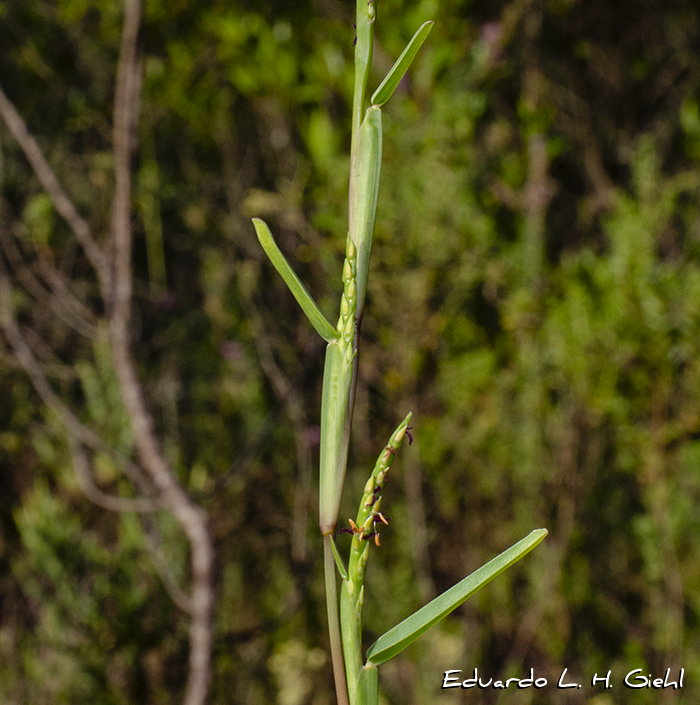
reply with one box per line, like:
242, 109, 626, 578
338, 239, 358, 358
319, 238, 360, 535
339, 412, 412, 703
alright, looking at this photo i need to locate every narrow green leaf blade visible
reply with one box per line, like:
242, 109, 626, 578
329, 535, 349, 581
370, 21, 434, 107
355, 664, 379, 705
366, 529, 547, 665
252, 218, 337, 342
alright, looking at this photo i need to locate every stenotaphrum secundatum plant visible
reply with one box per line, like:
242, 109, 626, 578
252, 3, 547, 704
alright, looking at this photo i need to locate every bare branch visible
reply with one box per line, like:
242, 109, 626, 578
0, 275, 195, 613
35, 255, 99, 330
69, 435, 195, 613
0, 85, 110, 294
109, 3, 214, 703
0, 211, 97, 338
67, 433, 166, 513
139, 512, 196, 615
110, 0, 141, 321
0, 265, 159, 501
1, 2, 214, 701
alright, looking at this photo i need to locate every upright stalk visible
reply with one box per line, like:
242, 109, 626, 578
349, 0, 377, 321
320, 4, 376, 702
324, 536, 349, 705
249, 8, 543, 705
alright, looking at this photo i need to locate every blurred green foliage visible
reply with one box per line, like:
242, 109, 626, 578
1, 0, 700, 703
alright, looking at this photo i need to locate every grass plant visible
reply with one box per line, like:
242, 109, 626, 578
253, 2, 547, 703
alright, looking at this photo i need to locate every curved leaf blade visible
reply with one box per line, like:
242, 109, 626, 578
370, 21, 434, 107
366, 528, 547, 666
252, 218, 337, 342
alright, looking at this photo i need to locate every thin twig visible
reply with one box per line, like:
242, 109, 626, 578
0, 85, 110, 295
35, 254, 99, 330
139, 512, 196, 614
0, 266, 160, 507
0, 210, 97, 338
68, 435, 195, 613
66, 433, 168, 514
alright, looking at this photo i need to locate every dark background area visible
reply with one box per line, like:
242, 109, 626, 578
1, 0, 700, 703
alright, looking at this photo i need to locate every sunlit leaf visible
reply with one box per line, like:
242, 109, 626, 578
252, 218, 337, 342
371, 21, 434, 107
366, 529, 547, 665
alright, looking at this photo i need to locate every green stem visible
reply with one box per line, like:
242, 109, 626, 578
348, 1, 376, 302
322, 4, 374, 704
324, 536, 350, 705
340, 550, 365, 705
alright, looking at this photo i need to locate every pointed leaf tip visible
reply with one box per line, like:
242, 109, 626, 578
252, 218, 338, 342
371, 21, 434, 107
365, 528, 547, 665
